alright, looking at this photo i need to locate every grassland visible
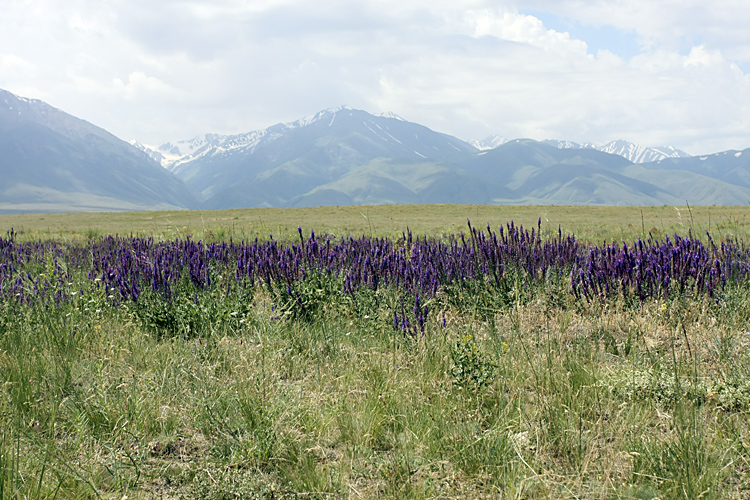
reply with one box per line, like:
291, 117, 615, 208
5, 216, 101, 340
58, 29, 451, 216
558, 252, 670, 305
2, 206, 750, 499
2, 204, 750, 243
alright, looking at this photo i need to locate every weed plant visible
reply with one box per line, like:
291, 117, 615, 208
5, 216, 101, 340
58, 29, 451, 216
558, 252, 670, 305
1, 224, 750, 499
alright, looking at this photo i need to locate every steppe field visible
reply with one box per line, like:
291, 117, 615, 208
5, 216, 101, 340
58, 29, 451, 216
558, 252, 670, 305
2, 204, 750, 500
4, 204, 750, 242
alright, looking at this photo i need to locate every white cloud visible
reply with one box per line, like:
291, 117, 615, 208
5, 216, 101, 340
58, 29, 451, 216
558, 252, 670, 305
466, 9, 590, 56
0, 0, 749, 154
112, 71, 184, 101
0, 53, 32, 70
0, 54, 35, 77
683, 45, 726, 68
517, 0, 750, 60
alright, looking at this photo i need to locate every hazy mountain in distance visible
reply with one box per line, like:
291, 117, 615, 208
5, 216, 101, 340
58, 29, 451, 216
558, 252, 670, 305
154, 106, 480, 208
0, 89, 197, 213
3, 90, 749, 214
471, 135, 689, 163
456, 139, 684, 205
623, 148, 750, 204
148, 108, 750, 208
542, 139, 690, 163
470, 135, 509, 150
644, 148, 750, 187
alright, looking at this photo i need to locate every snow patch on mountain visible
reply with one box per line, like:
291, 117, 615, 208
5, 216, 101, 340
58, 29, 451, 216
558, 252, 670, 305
136, 106, 421, 170
471, 135, 509, 150
541, 139, 690, 163
136, 104, 692, 172
470, 133, 689, 163
376, 111, 405, 121
543, 139, 597, 150
288, 106, 352, 129
134, 127, 284, 171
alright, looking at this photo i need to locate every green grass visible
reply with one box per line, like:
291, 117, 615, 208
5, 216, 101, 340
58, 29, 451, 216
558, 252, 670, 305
1, 271, 750, 498
2, 209, 750, 498
2, 204, 750, 243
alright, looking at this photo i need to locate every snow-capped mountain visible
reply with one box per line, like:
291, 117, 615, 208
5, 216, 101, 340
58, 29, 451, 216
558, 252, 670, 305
148, 106, 476, 208
143, 115, 691, 171
542, 139, 690, 163
471, 136, 688, 163
133, 127, 282, 172
470, 135, 510, 150
597, 141, 689, 163
134, 106, 410, 172
4, 89, 750, 212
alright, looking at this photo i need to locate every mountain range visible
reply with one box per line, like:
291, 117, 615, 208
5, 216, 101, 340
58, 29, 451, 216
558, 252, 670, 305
0, 89, 197, 213
2, 89, 749, 213
470, 136, 690, 164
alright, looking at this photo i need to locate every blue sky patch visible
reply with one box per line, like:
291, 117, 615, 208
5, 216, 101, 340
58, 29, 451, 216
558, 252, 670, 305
520, 9, 643, 60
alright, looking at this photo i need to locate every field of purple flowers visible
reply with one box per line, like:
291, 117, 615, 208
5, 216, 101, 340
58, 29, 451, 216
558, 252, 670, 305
2, 221, 750, 499
2, 220, 747, 329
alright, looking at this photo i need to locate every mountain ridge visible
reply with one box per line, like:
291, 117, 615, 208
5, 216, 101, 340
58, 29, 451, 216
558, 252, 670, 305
2, 89, 750, 212
151, 106, 476, 208
143, 125, 693, 173
0, 88, 198, 213
470, 135, 690, 164
133, 106, 421, 171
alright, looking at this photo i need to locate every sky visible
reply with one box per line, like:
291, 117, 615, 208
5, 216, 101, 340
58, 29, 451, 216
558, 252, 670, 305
2, 0, 750, 155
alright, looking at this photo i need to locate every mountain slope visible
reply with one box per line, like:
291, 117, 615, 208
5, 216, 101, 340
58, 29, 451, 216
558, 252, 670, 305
542, 139, 690, 163
458, 139, 632, 184
288, 159, 514, 207
0, 89, 197, 213
471, 136, 689, 163
162, 106, 477, 208
616, 148, 750, 205
643, 149, 750, 187
159, 111, 750, 208
454, 139, 683, 205
3, 90, 748, 213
